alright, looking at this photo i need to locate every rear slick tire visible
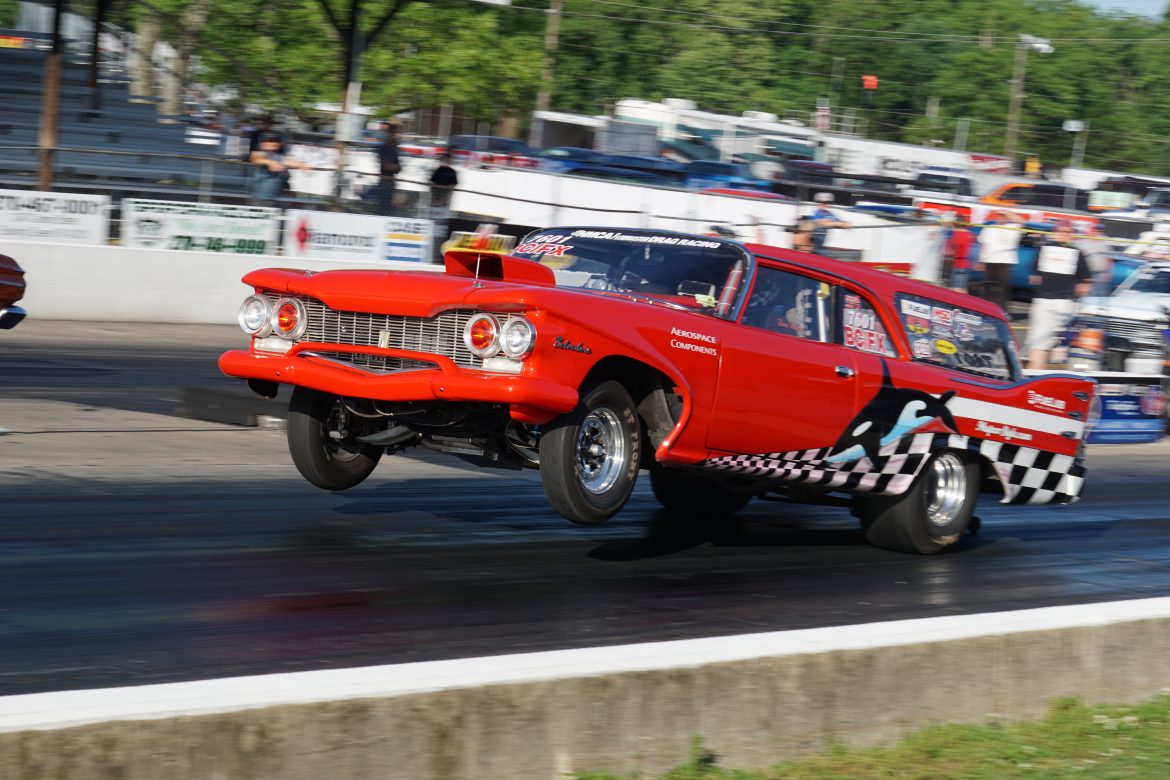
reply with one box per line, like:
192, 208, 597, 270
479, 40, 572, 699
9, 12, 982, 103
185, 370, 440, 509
540, 380, 641, 526
287, 386, 383, 491
858, 450, 978, 555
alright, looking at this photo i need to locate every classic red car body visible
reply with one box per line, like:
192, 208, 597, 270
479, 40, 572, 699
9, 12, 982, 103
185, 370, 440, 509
0, 253, 27, 330
221, 227, 1094, 553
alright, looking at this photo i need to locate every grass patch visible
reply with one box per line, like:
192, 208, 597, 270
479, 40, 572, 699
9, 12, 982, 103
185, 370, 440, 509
575, 695, 1170, 779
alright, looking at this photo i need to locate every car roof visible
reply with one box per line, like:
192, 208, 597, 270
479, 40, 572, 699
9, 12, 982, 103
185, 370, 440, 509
745, 243, 1008, 319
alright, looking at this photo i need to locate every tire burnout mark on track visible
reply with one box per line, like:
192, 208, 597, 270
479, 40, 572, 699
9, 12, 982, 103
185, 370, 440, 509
1, 322, 1169, 696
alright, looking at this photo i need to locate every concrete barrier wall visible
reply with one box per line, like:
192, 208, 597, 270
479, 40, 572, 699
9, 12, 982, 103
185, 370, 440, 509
3, 597, 1170, 780
10, 241, 442, 326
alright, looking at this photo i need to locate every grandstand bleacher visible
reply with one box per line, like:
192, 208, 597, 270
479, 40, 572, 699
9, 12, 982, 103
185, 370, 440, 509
0, 45, 252, 202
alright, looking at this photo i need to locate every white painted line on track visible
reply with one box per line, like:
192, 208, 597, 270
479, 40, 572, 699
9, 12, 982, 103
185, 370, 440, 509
3, 596, 1170, 733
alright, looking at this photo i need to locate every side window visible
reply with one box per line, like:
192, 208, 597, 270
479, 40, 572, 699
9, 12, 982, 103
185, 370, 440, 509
1000, 186, 1029, 204
896, 293, 1020, 380
1034, 186, 1066, 208
838, 292, 897, 356
742, 266, 832, 342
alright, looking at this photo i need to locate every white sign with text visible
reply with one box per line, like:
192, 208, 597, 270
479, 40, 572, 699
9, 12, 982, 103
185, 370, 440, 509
121, 199, 280, 254
0, 189, 109, 245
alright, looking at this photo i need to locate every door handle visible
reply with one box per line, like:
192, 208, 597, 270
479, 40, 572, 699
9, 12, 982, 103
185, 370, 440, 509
835, 365, 855, 378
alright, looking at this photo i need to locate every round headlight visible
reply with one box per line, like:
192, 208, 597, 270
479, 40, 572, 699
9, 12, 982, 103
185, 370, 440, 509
271, 298, 307, 340
464, 313, 500, 357
238, 295, 273, 337
500, 317, 536, 359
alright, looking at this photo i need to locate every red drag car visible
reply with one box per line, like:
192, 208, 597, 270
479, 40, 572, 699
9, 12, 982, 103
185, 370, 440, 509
0, 254, 27, 330
220, 228, 1095, 554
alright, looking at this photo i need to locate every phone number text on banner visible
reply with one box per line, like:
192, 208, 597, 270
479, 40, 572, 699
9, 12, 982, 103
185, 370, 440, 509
122, 199, 280, 254
0, 189, 109, 245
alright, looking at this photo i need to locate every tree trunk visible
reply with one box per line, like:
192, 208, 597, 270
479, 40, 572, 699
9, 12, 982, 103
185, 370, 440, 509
130, 12, 161, 99
161, 0, 212, 116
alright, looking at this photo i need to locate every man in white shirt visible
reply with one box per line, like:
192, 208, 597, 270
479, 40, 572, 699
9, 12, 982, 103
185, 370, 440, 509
975, 210, 1022, 311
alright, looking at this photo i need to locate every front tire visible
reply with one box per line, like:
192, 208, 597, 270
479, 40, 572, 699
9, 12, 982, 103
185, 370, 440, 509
858, 450, 978, 554
541, 380, 641, 525
649, 466, 751, 518
287, 387, 383, 491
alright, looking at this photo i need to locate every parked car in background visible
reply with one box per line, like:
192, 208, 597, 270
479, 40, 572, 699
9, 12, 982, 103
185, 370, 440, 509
702, 188, 791, 201
398, 136, 447, 157
1074, 260, 1170, 373
0, 253, 26, 330
537, 146, 608, 173
906, 166, 976, 201
602, 154, 685, 178
1088, 175, 1170, 213
447, 135, 540, 168
681, 160, 770, 191
562, 165, 680, 187
221, 227, 1094, 555
1140, 187, 1170, 220
775, 159, 836, 185
981, 181, 1091, 212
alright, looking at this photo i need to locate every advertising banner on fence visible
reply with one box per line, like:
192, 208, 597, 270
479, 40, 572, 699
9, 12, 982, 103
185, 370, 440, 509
283, 210, 433, 263
121, 199, 280, 254
1086, 377, 1168, 444
283, 209, 386, 262
0, 189, 109, 245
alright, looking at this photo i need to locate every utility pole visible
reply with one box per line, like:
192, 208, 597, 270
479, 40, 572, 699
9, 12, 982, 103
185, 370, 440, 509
528, 0, 563, 149
37, 0, 65, 191
88, 0, 112, 109
331, 0, 364, 198
1004, 34, 1052, 162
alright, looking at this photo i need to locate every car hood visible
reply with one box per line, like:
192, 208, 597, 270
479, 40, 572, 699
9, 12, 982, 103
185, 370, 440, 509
1079, 292, 1170, 322
242, 257, 564, 318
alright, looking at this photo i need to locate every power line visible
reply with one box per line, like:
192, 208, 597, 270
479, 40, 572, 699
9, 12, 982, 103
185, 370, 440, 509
509, 2, 1170, 45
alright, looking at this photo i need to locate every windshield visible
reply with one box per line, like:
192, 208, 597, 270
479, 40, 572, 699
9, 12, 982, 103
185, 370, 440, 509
511, 228, 750, 318
1121, 267, 1170, 295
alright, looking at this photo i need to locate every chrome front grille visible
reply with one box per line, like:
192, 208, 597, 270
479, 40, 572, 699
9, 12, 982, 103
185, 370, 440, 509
297, 297, 478, 370
1102, 317, 1167, 348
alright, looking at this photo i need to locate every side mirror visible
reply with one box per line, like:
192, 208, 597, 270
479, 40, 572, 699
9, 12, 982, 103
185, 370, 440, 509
1136, 200, 1150, 209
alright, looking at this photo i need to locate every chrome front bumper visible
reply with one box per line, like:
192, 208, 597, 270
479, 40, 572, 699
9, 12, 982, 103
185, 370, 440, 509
0, 305, 26, 330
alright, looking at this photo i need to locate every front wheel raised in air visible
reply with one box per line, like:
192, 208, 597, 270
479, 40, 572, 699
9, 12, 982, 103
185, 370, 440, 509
857, 450, 978, 555
540, 380, 641, 526
287, 386, 383, 490
649, 466, 751, 518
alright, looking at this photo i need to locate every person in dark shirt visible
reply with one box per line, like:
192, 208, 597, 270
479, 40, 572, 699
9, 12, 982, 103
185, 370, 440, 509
429, 152, 458, 210
245, 116, 284, 160
365, 121, 401, 216
249, 133, 307, 204
1024, 220, 1093, 369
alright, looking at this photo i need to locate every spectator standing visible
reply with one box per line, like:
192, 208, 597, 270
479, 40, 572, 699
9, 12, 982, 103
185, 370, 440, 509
975, 210, 1022, 310
428, 152, 459, 261
944, 216, 975, 292
245, 116, 284, 160
366, 121, 402, 216
1074, 222, 1114, 297
428, 152, 459, 211
791, 216, 815, 252
810, 192, 849, 254
1024, 220, 1093, 369
249, 133, 307, 204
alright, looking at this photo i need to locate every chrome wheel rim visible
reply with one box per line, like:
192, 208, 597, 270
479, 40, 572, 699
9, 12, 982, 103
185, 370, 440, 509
925, 452, 967, 527
575, 407, 627, 495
